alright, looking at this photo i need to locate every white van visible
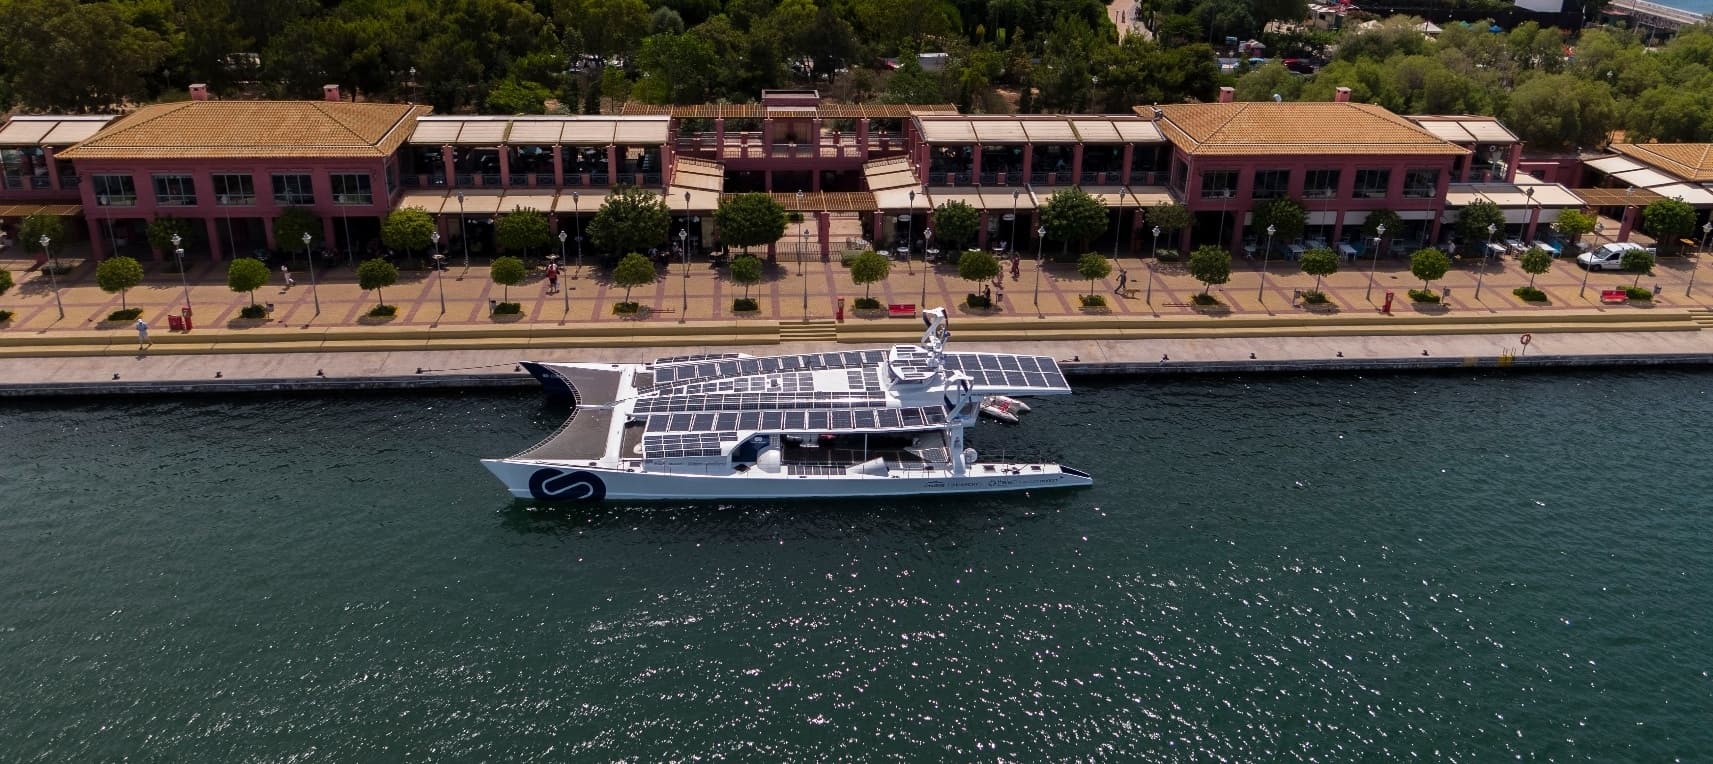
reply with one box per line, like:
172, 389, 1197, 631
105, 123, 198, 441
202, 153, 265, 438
1576, 242, 1654, 271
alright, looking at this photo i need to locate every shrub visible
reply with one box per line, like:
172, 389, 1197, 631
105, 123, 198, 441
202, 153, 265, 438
1512, 286, 1547, 302
1301, 290, 1329, 304
1190, 293, 1221, 306
106, 308, 143, 321
966, 293, 993, 309
0, 309, 13, 322
492, 301, 523, 314
238, 305, 268, 319
613, 301, 641, 314
1623, 285, 1653, 300
367, 304, 398, 317
853, 297, 881, 310
732, 297, 759, 311
1079, 294, 1107, 307
1408, 288, 1441, 303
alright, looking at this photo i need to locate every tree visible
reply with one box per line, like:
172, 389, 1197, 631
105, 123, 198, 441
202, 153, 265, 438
1553, 209, 1597, 253
95, 255, 144, 310
484, 77, 551, 114
495, 207, 552, 258
489, 256, 526, 302
20, 215, 65, 262
1251, 198, 1308, 249
880, 55, 945, 104
1187, 245, 1231, 295
226, 257, 270, 307
0, 268, 12, 300
357, 258, 399, 309
1621, 247, 1655, 287
849, 250, 890, 299
728, 254, 762, 299
381, 208, 435, 260
610, 252, 656, 306
588, 186, 671, 257
274, 208, 322, 252
1643, 198, 1697, 255
1455, 200, 1506, 256
1363, 209, 1404, 240
1410, 248, 1452, 291
958, 248, 1000, 288
1146, 203, 1191, 252
1040, 188, 1108, 253
1520, 247, 1553, 288
715, 193, 787, 254
1503, 74, 1619, 152
146, 217, 195, 256
0, 0, 174, 111
1299, 247, 1338, 294
1076, 252, 1112, 299
932, 200, 980, 252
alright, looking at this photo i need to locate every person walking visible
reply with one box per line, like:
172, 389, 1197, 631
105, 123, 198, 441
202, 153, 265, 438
1116, 268, 1129, 296
281, 264, 294, 289
546, 262, 560, 294
135, 318, 149, 349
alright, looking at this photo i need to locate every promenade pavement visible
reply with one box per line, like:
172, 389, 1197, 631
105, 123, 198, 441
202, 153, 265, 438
2, 245, 1708, 339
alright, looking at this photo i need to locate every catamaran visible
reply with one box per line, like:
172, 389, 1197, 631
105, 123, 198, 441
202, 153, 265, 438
482, 308, 1092, 501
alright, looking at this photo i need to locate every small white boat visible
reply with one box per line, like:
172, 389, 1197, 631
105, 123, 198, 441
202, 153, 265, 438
980, 395, 1029, 423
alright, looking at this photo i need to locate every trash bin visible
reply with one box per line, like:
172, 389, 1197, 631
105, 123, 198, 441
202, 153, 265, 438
167, 314, 185, 331
180, 305, 193, 331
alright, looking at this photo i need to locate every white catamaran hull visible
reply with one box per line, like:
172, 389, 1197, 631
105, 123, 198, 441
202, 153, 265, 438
483, 459, 1093, 501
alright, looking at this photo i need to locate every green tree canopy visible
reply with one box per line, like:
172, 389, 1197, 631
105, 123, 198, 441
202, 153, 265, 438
274, 208, 322, 250
715, 193, 788, 252
957, 249, 1000, 285
1299, 247, 1338, 293
1553, 209, 1597, 249
1187, 245, 1231, 295
1147, 203, 1192, 235
610, 252, 656, 305
146, 217, 195, 255
849, 250, 890, 299
489, 256, 526, 302
0, 0, 174, 111
1252, 198, 1307, 246
20, 215, 65, 255
95, 255, 144, 310
226, 257, 270, 307
0, 268, 13, 300
1621, 247, 1655, 287
1076, 252, 1113, 298
484, 77, 551, 114
1041, 188, 1108, 251
588, 186, 671, 256
1363, 209, 1404, 239
495, 208, 552, 256
1642, 198, 1696, 254
727, 254, 763, 299
357, 258, 399, 308
932, 200, 980, 251
1455, 200, 1506, 255
1409, 248, 1452, 290
1519, 247, 1553, 288
381, 208, 436, 255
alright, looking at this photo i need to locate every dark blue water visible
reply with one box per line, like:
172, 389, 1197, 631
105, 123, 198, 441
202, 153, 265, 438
2, 373, 1710, 760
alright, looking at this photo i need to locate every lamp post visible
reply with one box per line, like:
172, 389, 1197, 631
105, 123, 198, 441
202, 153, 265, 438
1366, 223, 1385, 301
921, 226, 932, 307
40, 235, 62, 319
1148, 225, 1161, 304
456, 190, 469, 273
1581, 223, 1602, 298
431, 232, 445, 315
302, 231, 320, 315
1258, 223, 1275, 302
170, 233, 191, 310
1033, 225, 1045, 317
1010, 190, 1020, 255
571, 191, 583, 275
906, 189, 916, 274
1477, 222, 1495, 300
679, 229, 689, 323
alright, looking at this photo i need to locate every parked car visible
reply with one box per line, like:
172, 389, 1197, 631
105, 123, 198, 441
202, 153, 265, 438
1576, 242, 1653, 270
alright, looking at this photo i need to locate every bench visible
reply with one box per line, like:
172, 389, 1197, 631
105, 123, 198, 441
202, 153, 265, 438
887, 303, 917, 318
1600, 289, 1628, 304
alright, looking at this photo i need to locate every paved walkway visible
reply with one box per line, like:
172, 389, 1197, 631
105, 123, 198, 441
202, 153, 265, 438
2, 245, 1708, 336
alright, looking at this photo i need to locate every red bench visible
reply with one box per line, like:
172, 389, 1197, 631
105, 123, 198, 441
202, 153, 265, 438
1600, 289, 1628, 304
887, 303, 917, 318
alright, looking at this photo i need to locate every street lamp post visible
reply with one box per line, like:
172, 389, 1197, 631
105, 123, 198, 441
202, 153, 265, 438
1258, 223, 1275, 302
906, 189, 916, 274
1148, 225, 1161, 304
1581, 223, 1602, 298
1476, 222, 1495, 300
679, 229, 689, 323
1692, 221, 1712, 297
40, 235, 62, 319
302, 232, 320, 315
1010, 190, 1020, 256
431, 232, 445, 315
170, 233, 191, 310
1033, 225, 1045, 317
571, 191, 583, 276
1366, 224, 1386, 301
921, 226, 932, 307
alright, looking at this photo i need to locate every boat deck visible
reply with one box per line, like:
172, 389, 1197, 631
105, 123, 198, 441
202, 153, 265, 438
509, 365, 629, 461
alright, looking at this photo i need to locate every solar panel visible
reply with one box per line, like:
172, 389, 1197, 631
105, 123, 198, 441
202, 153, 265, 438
641, 432, 736, 459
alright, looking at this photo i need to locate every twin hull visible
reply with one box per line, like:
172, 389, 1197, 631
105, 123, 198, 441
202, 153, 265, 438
483, 459, 1093, 502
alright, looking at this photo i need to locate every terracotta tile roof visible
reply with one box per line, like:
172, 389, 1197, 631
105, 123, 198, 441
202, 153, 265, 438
58, 101, 429, 160
1610, 143, 1713, 183
1145, 102, 1467, 157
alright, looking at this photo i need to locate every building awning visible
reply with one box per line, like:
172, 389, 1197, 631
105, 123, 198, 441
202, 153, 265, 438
554, 188, 614, 212
397, 191, 447, 215
1651, 183, 1713, 206
665, 186, 720, 212
1584, 155, 1645, 175
1613, 167, 1677, 189
0, 116, 113, 147
501, 192, 557, 214
1572, 187, 1662, 206
0, 203, 82, 218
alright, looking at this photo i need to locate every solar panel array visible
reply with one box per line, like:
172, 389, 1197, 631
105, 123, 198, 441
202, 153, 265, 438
653, 352, 742, 364
642, 432, 736, 459
943, 353, 1069, 391
668, 367, 882, 396
632, 391, 886, 414
651, 350, 887, 386
643, 406, 948, 435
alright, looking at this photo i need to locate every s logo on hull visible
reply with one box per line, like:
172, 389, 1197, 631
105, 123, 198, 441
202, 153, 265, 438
527, 469, 607, 501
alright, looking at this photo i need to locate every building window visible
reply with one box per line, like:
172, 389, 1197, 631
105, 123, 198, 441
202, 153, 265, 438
1403, 168, 1440, 198
1252, 169, 1290, 200
212, 173, 255, 205
92, 174, 137, 206
330, 173, 373, 205
153, 174, 197, 206
272, 173, 314, 205
1354, 168, 1390, 199
1304, 169, 1340, 199
1200, 170, 1237, 199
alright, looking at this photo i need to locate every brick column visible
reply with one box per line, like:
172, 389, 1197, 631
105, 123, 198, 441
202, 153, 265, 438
606, 145, 618, 186
818, 210, 831, 260
1021, 144, 1033, 180
441, 144, 455, 184
1071, 145, 1084, 185
498, 144, 510, 187
204, 217, 225, 261
977, 210, 990, 248
552, 145, 564, 187
971, 144, 982, 184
